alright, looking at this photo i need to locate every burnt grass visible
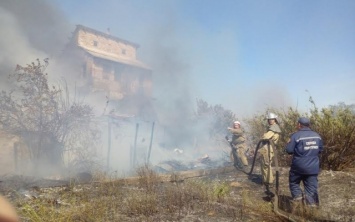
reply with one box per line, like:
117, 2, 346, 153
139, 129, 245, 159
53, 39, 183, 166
1, 166, 354, 222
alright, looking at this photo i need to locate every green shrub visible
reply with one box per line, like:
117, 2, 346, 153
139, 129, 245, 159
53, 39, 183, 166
244, 100, 355, 170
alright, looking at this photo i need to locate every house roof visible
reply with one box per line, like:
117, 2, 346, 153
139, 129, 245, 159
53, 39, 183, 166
80, 46, 151, 70
75, 25, 140, 48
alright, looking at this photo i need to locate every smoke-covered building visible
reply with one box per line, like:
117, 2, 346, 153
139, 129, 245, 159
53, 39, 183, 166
63, 25, 154, 119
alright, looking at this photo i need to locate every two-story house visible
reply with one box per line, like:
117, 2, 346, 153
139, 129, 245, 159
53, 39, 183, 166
63, 25, 154, 119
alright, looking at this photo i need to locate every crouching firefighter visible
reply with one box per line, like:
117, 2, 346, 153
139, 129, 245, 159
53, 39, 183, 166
227, 121, 249, 169
259, 113, 282, 192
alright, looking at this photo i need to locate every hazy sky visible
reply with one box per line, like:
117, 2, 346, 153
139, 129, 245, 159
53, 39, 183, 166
6, 0, 355, 117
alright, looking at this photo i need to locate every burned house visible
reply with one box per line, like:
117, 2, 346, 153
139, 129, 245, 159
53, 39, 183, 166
62, 25, 154, 119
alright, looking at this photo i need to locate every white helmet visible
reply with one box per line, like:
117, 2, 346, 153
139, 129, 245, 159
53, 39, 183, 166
267, 113, 278, 120
234, 121, 241, 125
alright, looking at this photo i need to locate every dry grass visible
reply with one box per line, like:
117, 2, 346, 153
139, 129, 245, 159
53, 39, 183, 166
10, 166, 255, 221
8, 165, 350, 221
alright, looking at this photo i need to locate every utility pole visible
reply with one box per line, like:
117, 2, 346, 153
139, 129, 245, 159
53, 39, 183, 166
147, 121, 155, 164
132, 123, 139, 168
106, 116, 112, 171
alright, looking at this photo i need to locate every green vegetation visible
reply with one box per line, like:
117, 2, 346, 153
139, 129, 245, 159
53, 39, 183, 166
244, 98, 355, 170
196, 97, 355, 171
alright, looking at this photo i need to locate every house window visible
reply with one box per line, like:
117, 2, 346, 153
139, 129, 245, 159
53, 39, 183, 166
93, 41, 98, 47
121, 49, 126, 55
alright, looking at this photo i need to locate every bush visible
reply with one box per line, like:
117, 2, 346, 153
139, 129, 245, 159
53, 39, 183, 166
309, 100, 355, 170
244, 99, 355, 171
0, 59, 99, 174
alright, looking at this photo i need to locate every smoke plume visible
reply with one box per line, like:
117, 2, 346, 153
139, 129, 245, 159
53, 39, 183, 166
0, 0, 71, 87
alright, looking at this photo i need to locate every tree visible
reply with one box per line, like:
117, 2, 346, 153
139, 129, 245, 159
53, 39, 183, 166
195, 99, 236, 140
0, 59, 99, 174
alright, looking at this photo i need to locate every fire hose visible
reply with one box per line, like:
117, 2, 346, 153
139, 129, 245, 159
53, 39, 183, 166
246, 139, 297, 222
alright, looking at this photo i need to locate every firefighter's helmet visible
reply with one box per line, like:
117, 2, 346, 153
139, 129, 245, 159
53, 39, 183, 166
267, 113, 278, 120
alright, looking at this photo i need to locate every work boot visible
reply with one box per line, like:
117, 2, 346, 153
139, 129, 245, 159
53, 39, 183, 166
293, 196, 303, 201
264, 183, 275, 197
305, 200, 319, 209
291, 197, 303, 214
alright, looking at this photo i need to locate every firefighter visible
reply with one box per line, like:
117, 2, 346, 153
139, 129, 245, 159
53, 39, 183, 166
228, 121, 249, 168
259, 113, 281, 191
285, 117, 323, 207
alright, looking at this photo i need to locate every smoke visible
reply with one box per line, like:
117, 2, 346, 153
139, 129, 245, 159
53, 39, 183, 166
105, 18, 206, 174
0, 0, 228, 176
0, 0, 71, 88
144, 30, 195, 148
252, 84, 293, 111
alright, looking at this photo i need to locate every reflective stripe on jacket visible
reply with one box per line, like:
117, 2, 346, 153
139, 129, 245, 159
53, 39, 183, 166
285, 127, 323, 175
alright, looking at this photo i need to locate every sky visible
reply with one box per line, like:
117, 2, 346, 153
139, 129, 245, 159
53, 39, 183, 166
0, 0, 354, 174
1, 0, 355, 118
51, 0, 355, 117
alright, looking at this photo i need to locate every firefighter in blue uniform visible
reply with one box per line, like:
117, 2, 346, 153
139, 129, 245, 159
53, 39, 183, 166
285, 117, 323, 206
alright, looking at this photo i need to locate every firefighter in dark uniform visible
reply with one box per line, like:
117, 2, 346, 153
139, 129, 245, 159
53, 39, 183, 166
285, 117, 323, 207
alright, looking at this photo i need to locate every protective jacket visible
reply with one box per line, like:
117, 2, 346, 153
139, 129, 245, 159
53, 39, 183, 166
285, 127, 323, 175
262, 124, 281, 144
229, 128, 246, 148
